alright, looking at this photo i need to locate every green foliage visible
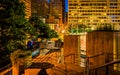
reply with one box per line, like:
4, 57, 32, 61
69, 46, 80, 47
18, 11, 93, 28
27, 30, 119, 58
96, 24, 115, 31
68, 24, 72, 33
48, 30, 58, 38
29, 17, 58, 39
0, 0, 35, 63
0, 0, 25, 19
68, 24, 92, 33
0, 0, 58, 67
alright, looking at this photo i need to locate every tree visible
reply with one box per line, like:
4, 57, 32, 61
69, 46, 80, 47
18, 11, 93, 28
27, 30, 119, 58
48, 30, 58, 39
67, 24, 92, 33
0, 0, 35, 67
96, 24, 115, 31
29, 17, 58, 40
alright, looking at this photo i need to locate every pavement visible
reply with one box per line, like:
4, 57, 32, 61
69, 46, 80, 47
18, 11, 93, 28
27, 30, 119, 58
24, 48, 85, 75
40, 48, 50, 55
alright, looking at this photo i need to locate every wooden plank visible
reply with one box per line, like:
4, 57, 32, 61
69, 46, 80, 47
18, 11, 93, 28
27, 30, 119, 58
86, 31, 115, 68
64, 35, 80, 64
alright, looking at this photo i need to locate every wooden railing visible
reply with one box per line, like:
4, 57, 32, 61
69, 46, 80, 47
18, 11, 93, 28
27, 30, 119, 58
81, 53, 120, 75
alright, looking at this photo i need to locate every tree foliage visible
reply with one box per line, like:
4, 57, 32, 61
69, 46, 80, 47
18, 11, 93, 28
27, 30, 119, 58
29, 17, 58, 39
96, 24, 115, 31
0, 0, 35, 64
0, 0, 58, 67
68, 24, 92, 33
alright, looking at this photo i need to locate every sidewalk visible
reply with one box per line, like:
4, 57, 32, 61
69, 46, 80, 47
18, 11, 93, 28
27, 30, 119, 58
40, 49, 50, 55
27, 49, 85, 75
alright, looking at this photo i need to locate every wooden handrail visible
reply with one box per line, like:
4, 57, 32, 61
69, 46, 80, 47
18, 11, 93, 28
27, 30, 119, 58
64, 53, 75, 57
85, 59, 120, 73
87, 53, 104, 58
95, 59, 120, 69
87, 53, 120, 58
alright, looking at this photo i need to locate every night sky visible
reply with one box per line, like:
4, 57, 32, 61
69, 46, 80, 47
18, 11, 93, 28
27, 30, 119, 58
48, 0, 50, 2
65, 0, 68, 12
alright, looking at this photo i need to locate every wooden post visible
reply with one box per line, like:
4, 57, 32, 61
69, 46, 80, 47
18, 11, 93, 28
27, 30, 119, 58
12, 64, 19, 75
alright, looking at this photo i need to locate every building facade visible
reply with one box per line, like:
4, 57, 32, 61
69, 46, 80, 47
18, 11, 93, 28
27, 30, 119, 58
20, 0, 31, 19
50, 0, 63, 24
31, 0, 49, 18
68, 0, 120, 30
62, 0, 66, 24
46, 0, 65, 32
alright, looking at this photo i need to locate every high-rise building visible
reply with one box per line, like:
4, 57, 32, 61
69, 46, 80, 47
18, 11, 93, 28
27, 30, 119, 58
47, 0, 66, 32
31, 0, 49, 18
64, 12, 68, 25
62, 0, 66, 24
50, 0, 63, 24
68, 0, 120, 30
20, 0, 31, 19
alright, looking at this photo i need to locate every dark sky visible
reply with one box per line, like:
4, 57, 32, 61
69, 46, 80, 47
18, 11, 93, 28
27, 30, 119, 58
48, 0, 50, 2
47, 0, 49, 2
65, 0, 68, 12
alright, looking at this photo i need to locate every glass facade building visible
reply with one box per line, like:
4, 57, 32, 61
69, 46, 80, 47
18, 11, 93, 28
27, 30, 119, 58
68, 0, 120, 30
